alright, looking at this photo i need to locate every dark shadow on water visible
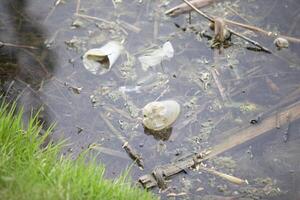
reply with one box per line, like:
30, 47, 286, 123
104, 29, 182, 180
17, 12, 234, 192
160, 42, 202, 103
0, 0, 57, 131
144, 126, 173, 141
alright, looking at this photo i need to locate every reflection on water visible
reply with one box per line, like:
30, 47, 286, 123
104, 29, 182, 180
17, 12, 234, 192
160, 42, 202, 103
144, 127, 173, 141
0, 0, 300, 199
0, 0, 57, 131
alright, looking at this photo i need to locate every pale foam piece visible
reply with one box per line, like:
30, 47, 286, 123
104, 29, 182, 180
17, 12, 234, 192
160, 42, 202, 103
138, 41, 174, 71
142, 100, 180, 131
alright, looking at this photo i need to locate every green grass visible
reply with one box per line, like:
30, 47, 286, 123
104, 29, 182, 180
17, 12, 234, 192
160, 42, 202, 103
0, 103, 156, 200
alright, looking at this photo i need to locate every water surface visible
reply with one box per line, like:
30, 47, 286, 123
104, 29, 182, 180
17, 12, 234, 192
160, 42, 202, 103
0, 0, 300, 199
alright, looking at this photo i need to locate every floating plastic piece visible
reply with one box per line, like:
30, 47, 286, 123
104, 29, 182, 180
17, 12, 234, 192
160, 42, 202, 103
83, 41, 123, 75
274, 37, 289, 49
138, 41, 174, 71
142, 100, 180, 131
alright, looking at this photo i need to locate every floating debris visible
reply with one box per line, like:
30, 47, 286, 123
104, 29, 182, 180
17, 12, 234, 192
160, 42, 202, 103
210, 156, 236, 174
274, 37, 289, 49
71, 18, 86, 28
65, 36, 85, 51
123, 142, 144, 169
239, 177, 281, 199
83, 41, 123, 75
142, 100, 180, 131
239, 102, 257, 113
119, 86, 141, 93
165, 0, 215, 17
138, 41, 174, 71
211, 17, 231, 45
197, 165, 246, 185
69, 86, 82, 94
166, 192, 187, 197
197, 120, 214, 142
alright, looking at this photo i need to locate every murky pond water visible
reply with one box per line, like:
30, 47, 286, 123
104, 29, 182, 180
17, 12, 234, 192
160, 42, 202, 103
1, 0, 300, 199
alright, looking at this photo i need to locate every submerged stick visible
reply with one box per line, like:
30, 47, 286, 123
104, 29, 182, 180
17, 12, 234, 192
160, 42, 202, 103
123, 142, 144, 169
22, 49, 51, 76
43, 0, 63, 23
0, 41, 38, 50
203, 101, 300, 161
275, 110, 281, 129
165, 0, 215, 17
99, 112, 144, 169
224, 19, 300, 43
198, 165, 246, 185
176, 0, 300, 43
181, 0, 271, 53
211, 65, 228, 102
283, 113, 291, 142
89, 144, 130, 160
182, 0, 212, 21
76, 0, 81, 14
75, 13, 113, 24
230, 30, 271, 53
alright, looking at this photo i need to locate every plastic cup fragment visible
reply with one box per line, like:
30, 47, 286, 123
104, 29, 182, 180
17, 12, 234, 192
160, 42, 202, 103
142, 100, 180, 131
138, 41, 174, 71
83, 41, 123, 75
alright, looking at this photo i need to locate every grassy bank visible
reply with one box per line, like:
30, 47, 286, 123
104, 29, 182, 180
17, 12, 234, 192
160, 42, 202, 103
0, 103, 156, 200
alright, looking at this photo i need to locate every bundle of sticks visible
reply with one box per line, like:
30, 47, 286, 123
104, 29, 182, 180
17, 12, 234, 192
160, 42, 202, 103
165, 0, 300, 52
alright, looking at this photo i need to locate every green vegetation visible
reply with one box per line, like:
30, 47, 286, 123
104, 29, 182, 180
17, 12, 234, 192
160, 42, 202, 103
0, 103, 156, 200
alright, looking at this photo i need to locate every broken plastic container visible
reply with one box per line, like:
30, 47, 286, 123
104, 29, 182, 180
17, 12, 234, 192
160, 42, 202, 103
142, 100, 180, 131
83, 41, 123, 75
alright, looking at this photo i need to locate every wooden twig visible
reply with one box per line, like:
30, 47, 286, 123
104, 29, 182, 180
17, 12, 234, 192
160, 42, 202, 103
229, 29, 271, 53
165, 0, 215, 17
103, 106, 134, 121
123, 142, 144, 169
167, 192, 187, 197
76, 0, 81, 14
224, 19, 271, 36
182, 0, 212, 21
224, 19, 300, 43
100, 112, 127, 143
198, 165, 246, 185
181, 0, 271, 53
203, 101, 300, 161
154, 85, 169, 101
21, 49, 51, 76
211, 67, 228, 102
283, 113, 291, 142
275, 110, 280, 129
210, 4, 299, 44
75, 13, 128, 35
43, 0, 62, 23
75, 13, 113, 24
89, 144, 130, 160
213, 17, 227, 43
153, 3, 160, 42
99, 112, 144, 169
117, 20, 141, 33
179, 0, 300, 43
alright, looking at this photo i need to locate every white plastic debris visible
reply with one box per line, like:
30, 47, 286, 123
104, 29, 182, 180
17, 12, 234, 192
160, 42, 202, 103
83, 41, 123, 75
274, 37, 289, 49
138, 41, 174, 71
142, 100, 180, 131
119, 86, 141, 93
